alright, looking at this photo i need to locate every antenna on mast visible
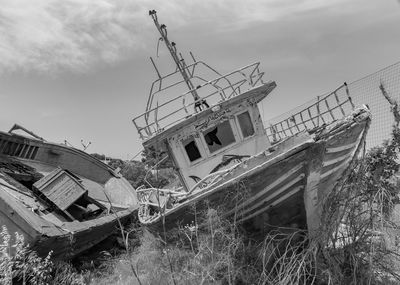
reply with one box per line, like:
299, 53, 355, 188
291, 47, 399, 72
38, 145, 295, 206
149, 10, 209, 112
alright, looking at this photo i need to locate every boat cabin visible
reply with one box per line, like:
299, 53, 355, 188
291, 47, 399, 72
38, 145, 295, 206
140, 83, 276, 190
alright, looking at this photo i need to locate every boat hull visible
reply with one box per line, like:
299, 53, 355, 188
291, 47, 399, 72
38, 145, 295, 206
139, 107, 370, 235
0, 129, 139, 259
31, 208, 134, 259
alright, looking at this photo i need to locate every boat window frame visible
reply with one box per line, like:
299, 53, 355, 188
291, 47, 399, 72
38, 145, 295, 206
181, 136, 204, 165
235, 110, 255, 140
200, 118, 238, 156
179, 110, 256, 166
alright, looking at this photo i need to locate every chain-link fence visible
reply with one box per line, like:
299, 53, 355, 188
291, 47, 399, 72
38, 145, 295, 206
348, 61, 400, 149
264, 61, 400, 149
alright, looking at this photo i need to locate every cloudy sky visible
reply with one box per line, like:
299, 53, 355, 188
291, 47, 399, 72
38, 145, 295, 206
0, 0, 399, 159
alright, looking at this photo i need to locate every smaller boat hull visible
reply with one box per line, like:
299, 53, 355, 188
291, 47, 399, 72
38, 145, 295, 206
0, 128, 139, 259
31, 207, 135, 259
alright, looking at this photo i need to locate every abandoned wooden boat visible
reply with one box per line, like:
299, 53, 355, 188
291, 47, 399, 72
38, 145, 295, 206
132, 11, 371, 234
0, 124, 138, 259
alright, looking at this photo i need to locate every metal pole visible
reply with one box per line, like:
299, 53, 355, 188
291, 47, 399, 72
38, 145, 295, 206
149, 10, 200, 102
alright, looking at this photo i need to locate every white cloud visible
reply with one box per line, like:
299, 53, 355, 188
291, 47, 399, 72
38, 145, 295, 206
0, 0, 351, 73
0, 0, 147, 73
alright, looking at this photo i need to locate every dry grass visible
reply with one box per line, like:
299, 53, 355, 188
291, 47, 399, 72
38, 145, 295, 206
89, 207, 260, 285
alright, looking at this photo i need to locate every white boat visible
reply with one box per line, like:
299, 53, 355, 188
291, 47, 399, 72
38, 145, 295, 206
132, 10, 371, 234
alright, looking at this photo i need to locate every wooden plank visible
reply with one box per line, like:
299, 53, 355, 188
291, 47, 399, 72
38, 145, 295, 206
0, 172, 66, 237
239, 185, 304, 223
34, 169, 87, 211
236, 163, 304, 212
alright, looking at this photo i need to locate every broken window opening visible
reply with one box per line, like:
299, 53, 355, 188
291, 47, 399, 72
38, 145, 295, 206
237, 111, 255, 138
203, 120, 236, 153
183, 138, 202, 162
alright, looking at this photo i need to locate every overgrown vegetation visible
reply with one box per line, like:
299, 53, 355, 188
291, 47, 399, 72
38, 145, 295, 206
89, 208, 261, 285
1, 226, 53, 284
0, 226, 88, 285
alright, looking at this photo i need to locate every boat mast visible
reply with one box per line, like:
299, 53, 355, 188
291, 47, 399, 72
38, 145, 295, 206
149, 10, 201, 103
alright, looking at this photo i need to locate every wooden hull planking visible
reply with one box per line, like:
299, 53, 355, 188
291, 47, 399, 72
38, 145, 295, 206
32, 208, 134, 259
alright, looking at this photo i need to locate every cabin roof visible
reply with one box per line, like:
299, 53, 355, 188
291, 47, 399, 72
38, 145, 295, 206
143, 82, 276, 149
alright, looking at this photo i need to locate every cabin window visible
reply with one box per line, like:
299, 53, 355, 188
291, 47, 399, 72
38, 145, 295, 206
237, 111, 255, 138
183, 138, 202, 162
203, 120, 236, 153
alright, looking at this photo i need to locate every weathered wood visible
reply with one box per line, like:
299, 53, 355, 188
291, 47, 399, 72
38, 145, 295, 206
0, 129, 139, 259
34, 169, 87, 211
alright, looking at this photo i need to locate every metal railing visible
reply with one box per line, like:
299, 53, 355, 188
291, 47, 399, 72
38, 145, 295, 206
265, 83, 355, 143
133, 61, 265, 140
